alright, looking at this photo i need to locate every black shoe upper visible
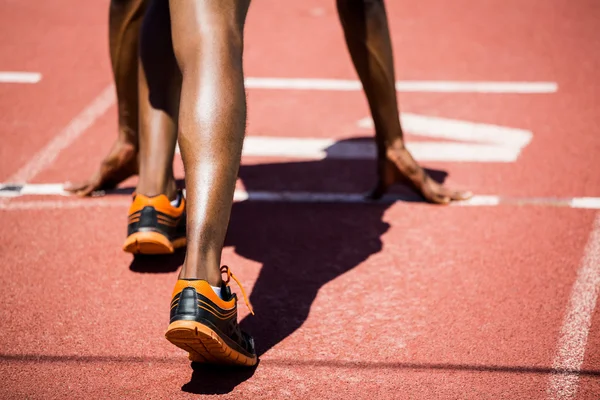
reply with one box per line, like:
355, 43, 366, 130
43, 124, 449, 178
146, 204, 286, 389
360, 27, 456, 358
127, 197, 186, 241
170, 283, 256, 358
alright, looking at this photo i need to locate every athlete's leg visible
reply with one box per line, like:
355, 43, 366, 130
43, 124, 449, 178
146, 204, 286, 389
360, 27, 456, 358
66, 0, 147, 196
136, 0, 180, 200
336, 0, 472, 204
170, 0, 250, 284
122, 0, 183, 255
164, 0, 256, 366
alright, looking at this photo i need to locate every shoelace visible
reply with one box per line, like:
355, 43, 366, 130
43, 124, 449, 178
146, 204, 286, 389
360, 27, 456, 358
221, 265, 254, 315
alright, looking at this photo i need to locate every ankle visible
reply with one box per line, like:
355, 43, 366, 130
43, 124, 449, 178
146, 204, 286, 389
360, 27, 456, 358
179, 256, 223, 287
117, 127, 138, 147
385, 138, 406, 154
136, 176, 178, 200
165, 178, 178, 201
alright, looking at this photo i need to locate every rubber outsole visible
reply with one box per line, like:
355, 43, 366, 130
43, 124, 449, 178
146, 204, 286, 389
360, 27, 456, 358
122, 231, 186, 255
165, 320, 257, 367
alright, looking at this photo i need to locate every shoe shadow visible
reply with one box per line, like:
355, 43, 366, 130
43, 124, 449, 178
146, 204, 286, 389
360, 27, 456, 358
181, 361, 259, 395
128, 248, 185, 273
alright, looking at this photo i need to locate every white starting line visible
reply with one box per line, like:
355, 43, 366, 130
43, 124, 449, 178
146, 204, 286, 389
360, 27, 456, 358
245, 77, 558, 94
0, 74, 557, 93
0, 184, 599, 210
216, 113, 534, 163
0, 71, 42, 84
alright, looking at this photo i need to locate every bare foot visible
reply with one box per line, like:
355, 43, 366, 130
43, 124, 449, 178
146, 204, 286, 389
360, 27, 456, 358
368, 144, 472, 205
64, 138, 138, 197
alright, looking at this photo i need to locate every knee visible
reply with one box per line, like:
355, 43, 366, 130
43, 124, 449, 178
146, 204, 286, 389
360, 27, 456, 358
173, 20, 245, 73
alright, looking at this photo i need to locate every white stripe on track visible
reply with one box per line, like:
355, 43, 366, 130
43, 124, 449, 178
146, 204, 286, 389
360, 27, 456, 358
570, 198, 600, 210
0, 184, 599, 210
547, 213, 600, 400
0, 71, 42, 84
6, 85, 115, 184
245, 77, 558, 93
0, 74, 557, 92
176, 135, 528, 163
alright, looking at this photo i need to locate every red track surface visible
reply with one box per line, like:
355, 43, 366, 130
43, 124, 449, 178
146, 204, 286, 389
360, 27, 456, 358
1, 0, 600, 399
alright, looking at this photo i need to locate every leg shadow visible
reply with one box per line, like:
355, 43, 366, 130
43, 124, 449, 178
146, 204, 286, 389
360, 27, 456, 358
232, 199, 390, 356
227, 150, 450, 356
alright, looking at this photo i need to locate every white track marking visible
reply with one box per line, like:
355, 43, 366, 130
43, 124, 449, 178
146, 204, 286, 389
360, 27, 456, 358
20, 183, 68, 196
570, 198, 600, 210
0, 185, 599, 210
0, 74, 557, 92
458, 195, 501, 206
547, 214, 600, 400
242, 137, 518, 162
6, 85, 115, 184
176, 135, 527, 162
398, 113, 532, 148
0, 198, 131, 210
0, 72, 41, 84
358, 113, 533, 162
244, 77, 558, 93
396, 81, 558, 93
0, 183, 68, 197
177, 113, 533, 163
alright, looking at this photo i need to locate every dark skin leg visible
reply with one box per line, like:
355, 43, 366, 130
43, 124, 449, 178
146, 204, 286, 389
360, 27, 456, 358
136, 0, 180, 199
65, 0, 146, 196
336, 0, 472, 204
168, 0, 251, 285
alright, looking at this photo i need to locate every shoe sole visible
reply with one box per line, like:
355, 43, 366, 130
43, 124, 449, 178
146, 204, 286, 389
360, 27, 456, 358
122, 231, 186, 255
165, 320, 257, 367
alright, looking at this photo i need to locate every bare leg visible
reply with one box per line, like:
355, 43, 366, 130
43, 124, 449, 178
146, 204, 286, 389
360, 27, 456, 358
169, 0, 251, 285
336, 0, 472, 204
163, 1, 257, 364
135, 0, 180, 199
65, 0, 146, 196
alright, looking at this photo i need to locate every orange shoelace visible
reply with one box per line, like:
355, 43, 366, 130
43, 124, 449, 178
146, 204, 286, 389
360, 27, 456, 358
220, 265, 255, 315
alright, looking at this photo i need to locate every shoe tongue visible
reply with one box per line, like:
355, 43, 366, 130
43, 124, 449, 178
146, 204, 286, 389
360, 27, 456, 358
221, 284, 233, 300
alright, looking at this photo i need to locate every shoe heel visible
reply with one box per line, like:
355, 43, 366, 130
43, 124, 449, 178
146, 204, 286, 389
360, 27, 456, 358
122, 231, 174, 254
123, 206, 174, 254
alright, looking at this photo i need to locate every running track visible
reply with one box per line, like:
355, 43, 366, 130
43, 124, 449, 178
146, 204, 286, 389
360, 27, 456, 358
1, 0, 600, 399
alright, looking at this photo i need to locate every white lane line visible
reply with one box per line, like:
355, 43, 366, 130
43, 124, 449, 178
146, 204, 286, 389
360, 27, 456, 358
396, 81, 558, 94
0, 72, 42, 84
0, 184, 599, 210
570, 198, 600, 210
176, 136, 526, 163
547, 213, 600, 399
0, 198, 131, 210
0, 74, 557, 92
6, 85, 115, 184
176, 112, 533, 163
245, 77, 558, 94
359, 113, 533, 148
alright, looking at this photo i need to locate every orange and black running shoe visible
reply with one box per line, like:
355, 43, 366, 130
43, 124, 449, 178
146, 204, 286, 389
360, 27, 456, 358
122, 190, 186, 254
165, 266, 257, 366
